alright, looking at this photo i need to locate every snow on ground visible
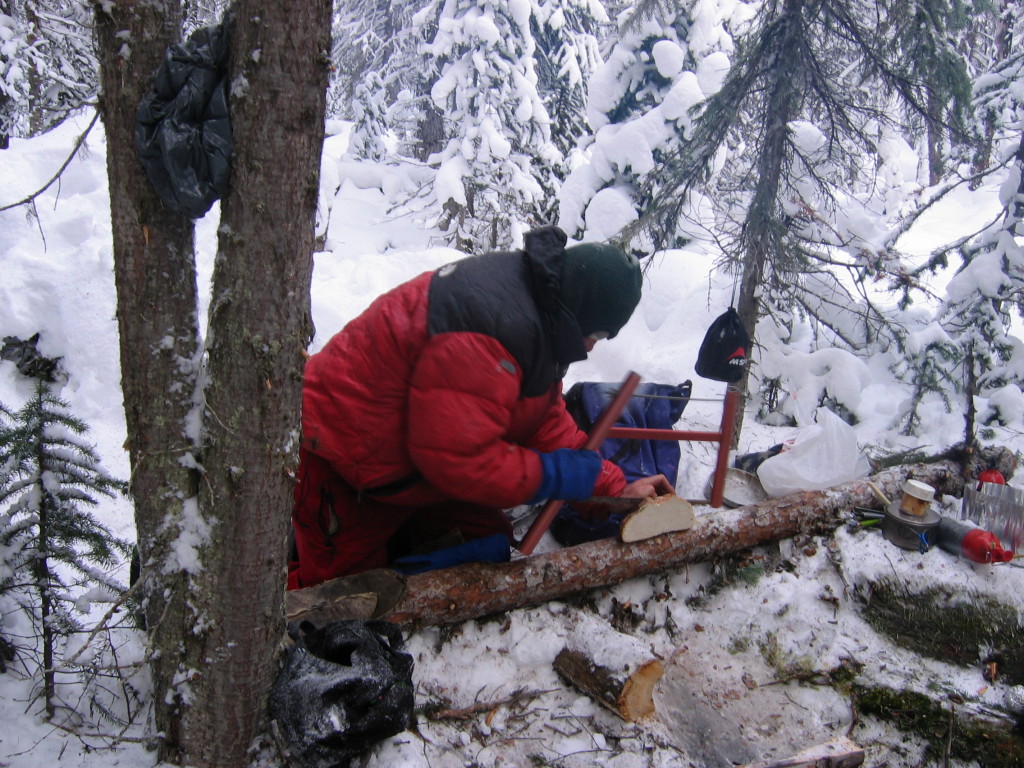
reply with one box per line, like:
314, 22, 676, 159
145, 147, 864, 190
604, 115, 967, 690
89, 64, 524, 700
0, 114, 1021, 768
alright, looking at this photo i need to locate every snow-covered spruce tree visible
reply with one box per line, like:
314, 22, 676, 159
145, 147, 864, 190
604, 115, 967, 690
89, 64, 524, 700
350, 71, 391, 162
0, 448, 34, 663
0, 0, 97, 140
331, 0, 446, 163
894, 0, 974, 185
530, 0, 609, 184
897, 327, 964, 437
328, 0, 407, 120
0, 379, 129, 718
937, 147, 1024, 443
557, 0, 749, 244
343, 0, 602, 242
418, 0, 560, 250
895, 3, 1024, 442
968, 0, 1015, 183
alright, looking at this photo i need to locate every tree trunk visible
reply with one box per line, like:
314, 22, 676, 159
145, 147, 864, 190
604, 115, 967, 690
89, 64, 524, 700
926, 86, 946, 187
178, 1, 331, 765
289, 461, 968, 630
737, 737, 864, 768
966, 5, 1007, 187
733, 0, 804, 446
35, 425, 55, 717
970, 5, 1010, 187
553, 612, 664, 721
94, 0, 331, 764
93, 1, 206, 760
964, 344, 978, 448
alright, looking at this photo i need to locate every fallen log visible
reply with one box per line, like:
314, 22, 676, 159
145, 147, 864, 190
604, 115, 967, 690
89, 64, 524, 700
288, 460, 967, 629
552, 612, 664, 722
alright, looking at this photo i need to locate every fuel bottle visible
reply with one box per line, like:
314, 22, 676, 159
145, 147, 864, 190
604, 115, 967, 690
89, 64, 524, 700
937, 516, 1013, 564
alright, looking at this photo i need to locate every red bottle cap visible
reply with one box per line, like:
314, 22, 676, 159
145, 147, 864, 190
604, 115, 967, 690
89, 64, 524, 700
977, 469, 1006, 490
961, 528, 1013, 563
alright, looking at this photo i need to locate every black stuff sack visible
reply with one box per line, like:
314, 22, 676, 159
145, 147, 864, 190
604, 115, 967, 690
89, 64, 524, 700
269, 619, 415, 768
136, 23, 232, 218
695, 307, 750, 383
1, 333, 62, 382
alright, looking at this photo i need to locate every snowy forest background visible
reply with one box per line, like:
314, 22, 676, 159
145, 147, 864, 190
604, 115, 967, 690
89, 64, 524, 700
4, 0, 1024, 443
3, 1, 1024, 767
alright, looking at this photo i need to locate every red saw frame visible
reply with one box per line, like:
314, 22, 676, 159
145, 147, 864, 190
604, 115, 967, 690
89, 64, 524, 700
517, 371, 740, 554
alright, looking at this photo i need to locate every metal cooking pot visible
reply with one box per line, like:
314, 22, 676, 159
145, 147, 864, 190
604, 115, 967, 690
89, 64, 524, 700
882, 502, 940, 552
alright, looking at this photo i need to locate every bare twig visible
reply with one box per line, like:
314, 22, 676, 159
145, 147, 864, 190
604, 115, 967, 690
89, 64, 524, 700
423, 688, 554, 721
0, 110, 101, 213
270, 719, 300, 767
57, 576, 144, 670
49, 719, 149, 745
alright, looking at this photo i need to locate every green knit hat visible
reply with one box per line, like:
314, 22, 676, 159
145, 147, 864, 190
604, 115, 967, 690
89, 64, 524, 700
559, 243, 642, 338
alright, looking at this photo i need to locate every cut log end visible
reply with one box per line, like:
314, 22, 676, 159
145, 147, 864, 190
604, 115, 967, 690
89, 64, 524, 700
553, 647, 664, 722
619, 494, 696, 543
618, 658, 664, 720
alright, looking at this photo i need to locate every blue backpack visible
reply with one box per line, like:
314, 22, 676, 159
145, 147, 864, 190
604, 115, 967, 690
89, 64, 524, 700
563, 380, 692, 484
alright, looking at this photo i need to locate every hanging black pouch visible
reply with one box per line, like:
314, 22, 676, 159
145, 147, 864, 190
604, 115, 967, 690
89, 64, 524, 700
695, 307, 750, 383
136, 23, 232, 218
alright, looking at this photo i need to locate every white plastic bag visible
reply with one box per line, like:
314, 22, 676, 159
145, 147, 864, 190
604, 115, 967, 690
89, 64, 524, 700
756, 408, 870, 498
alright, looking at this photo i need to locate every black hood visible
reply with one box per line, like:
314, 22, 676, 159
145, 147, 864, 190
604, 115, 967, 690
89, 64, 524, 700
428, 226, 586, 398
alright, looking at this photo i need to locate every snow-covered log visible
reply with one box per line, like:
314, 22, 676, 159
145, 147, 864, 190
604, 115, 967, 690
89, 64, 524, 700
288, 460, 969, 629
552, 612, 664, 721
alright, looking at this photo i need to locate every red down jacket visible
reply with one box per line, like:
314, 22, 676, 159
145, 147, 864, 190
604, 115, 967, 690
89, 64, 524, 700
300, 226, 626, 512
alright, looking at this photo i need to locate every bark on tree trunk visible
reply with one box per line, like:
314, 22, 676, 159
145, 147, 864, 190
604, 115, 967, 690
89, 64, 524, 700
287, 461, 968, 630
926, 88, 944, 187
93, 1, 206, 760
169, 2, 331, 766
94, 0, 331, 764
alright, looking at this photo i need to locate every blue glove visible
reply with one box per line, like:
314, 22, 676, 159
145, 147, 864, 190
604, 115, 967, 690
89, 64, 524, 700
393, 533, 511, 575
531, 448, 603, 503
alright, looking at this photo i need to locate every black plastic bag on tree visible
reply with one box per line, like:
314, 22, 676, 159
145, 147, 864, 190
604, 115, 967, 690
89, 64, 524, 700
269, 620, 415, 768
136, 23, 232, 218
695, 307, 750, 383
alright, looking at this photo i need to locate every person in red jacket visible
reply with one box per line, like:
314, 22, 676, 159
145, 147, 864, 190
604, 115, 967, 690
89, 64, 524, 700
289, 225, 671, 588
